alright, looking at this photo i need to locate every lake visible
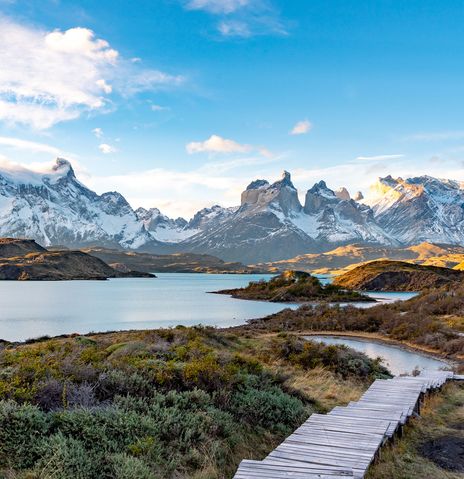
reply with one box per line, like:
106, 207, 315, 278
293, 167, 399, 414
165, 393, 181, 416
0, 273, 416, 342
307, 335, 449, 375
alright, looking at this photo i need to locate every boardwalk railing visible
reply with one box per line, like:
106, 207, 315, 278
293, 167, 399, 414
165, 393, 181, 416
233, 371, 462, 479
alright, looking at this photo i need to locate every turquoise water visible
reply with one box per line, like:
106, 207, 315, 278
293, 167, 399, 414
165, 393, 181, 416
307, 335, 449, 375
0, 273, 286, 342
0, 273, 416, 342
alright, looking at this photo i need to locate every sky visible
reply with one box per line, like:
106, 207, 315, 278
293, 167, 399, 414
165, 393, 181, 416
0, 0, 463, 218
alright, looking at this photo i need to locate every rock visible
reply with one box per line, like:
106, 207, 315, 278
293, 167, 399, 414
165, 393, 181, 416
335, 187, 351, 201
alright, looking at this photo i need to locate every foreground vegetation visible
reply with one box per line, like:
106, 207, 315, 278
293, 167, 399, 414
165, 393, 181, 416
367, 382, 464, 479
244, 283, 464, 360
216, 270, 372, 302
0, 327, 388, 478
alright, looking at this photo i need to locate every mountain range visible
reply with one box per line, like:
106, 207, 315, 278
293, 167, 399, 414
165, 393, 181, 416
1, 158, 464, 262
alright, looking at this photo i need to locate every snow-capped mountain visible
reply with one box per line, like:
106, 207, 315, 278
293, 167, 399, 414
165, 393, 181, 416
181, 171, 317, 262
0, 158, 153, 248
1, 158, 464, 263
178, 171, 393, 262
365, 175, 464, 244
135, 207, 192, 243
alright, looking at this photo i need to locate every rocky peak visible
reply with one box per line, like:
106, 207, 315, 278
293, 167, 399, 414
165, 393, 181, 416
99, 192, 133, 215
246, 179, 269, 191
304, 181, 337, 214
51, 158, 76, 179
335, 187, 351, 201
272, 170, 296, 190
241, 171, 301, 215
353, 191, 364, 201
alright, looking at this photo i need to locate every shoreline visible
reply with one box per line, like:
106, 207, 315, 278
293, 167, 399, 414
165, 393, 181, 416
301, 330, 459, 368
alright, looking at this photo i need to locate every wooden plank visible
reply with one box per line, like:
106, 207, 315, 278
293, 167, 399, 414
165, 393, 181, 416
232, 372, 454, 479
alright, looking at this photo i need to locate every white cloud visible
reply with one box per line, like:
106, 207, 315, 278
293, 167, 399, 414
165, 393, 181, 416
0, 17, 183, 129
290, 119, 312, 135
0, 136, 62, 155
186, 0, 249, 14
186, 134, 252, 154
121, 70, 184, 96
184, 0, 287, 38
218, 20, 251, 37
403, 130, 464, 142
92, 127, 103, 138
151, 104, 170, 111
96, 79, 112, 94
356, 154, 404, 161
186, 134, 273, 157
99, 143, 117, 154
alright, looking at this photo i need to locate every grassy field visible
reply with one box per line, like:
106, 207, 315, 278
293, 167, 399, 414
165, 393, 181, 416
0, 327, 389, 479
367, 382, 464, 479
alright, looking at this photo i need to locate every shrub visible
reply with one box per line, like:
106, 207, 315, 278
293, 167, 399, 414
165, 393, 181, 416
230, 386, 307, 429
0, 400, 49, 469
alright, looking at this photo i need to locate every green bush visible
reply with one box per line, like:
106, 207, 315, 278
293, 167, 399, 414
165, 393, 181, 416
230, 386, 307, 429
0, 400, 49, 469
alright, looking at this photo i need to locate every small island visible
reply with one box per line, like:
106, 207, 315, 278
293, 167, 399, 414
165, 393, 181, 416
215, 270, 374, 302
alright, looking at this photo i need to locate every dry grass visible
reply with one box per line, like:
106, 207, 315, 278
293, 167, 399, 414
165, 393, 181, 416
282, 366, 366, 411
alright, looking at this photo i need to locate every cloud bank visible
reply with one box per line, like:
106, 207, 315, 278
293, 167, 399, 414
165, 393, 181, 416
0, 17, 183, 130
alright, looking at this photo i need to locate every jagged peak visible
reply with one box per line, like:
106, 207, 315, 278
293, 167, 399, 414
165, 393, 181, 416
353, 191, 364, 201
272, 170, 296, 189
335, 187, 351, 201
246, 179, 269, 190
100, 191, 131, 209
52, 158, 75, 178
307, 180, 335, 196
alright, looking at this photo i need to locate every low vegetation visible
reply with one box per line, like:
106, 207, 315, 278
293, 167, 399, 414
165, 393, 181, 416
242, 283, 464, 359
367, 382, 464, 479
0, 327, 388, 478
216, 270, 373, 302
334, 260, 464, 292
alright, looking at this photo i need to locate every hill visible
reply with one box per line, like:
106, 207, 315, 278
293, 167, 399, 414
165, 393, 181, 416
0, 239, 154, 280
255, 242, 464, 275
83, 248, 266, 274
216, 270, 373, 302
0, 237, 46, 257
333, 260, 464, 291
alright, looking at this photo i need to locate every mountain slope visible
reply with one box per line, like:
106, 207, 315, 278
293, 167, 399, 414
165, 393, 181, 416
0, 159, 154, 249
179, 172, 392, 262
366, 175, 464, 244
2, 159, 464, 264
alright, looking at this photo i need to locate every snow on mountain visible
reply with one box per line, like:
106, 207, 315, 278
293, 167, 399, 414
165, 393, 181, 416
135, 207, 194, 243
299, 180, 394, 245
179, 171, 392, 262
365, 175, 464, 244
2, 158, 464, 263
181, 171, 315, 263
0, 158, 153, 248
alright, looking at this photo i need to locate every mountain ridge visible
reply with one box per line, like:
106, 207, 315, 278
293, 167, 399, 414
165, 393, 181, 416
1, 158, 464, 263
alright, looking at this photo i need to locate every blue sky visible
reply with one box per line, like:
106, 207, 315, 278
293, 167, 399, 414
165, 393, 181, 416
0, 0, 463, 217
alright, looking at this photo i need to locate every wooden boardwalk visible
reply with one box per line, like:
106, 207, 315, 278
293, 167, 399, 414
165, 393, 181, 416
233, 371, 460, 479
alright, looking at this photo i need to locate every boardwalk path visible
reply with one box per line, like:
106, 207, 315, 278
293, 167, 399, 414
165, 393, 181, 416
233, 371, 463, 479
